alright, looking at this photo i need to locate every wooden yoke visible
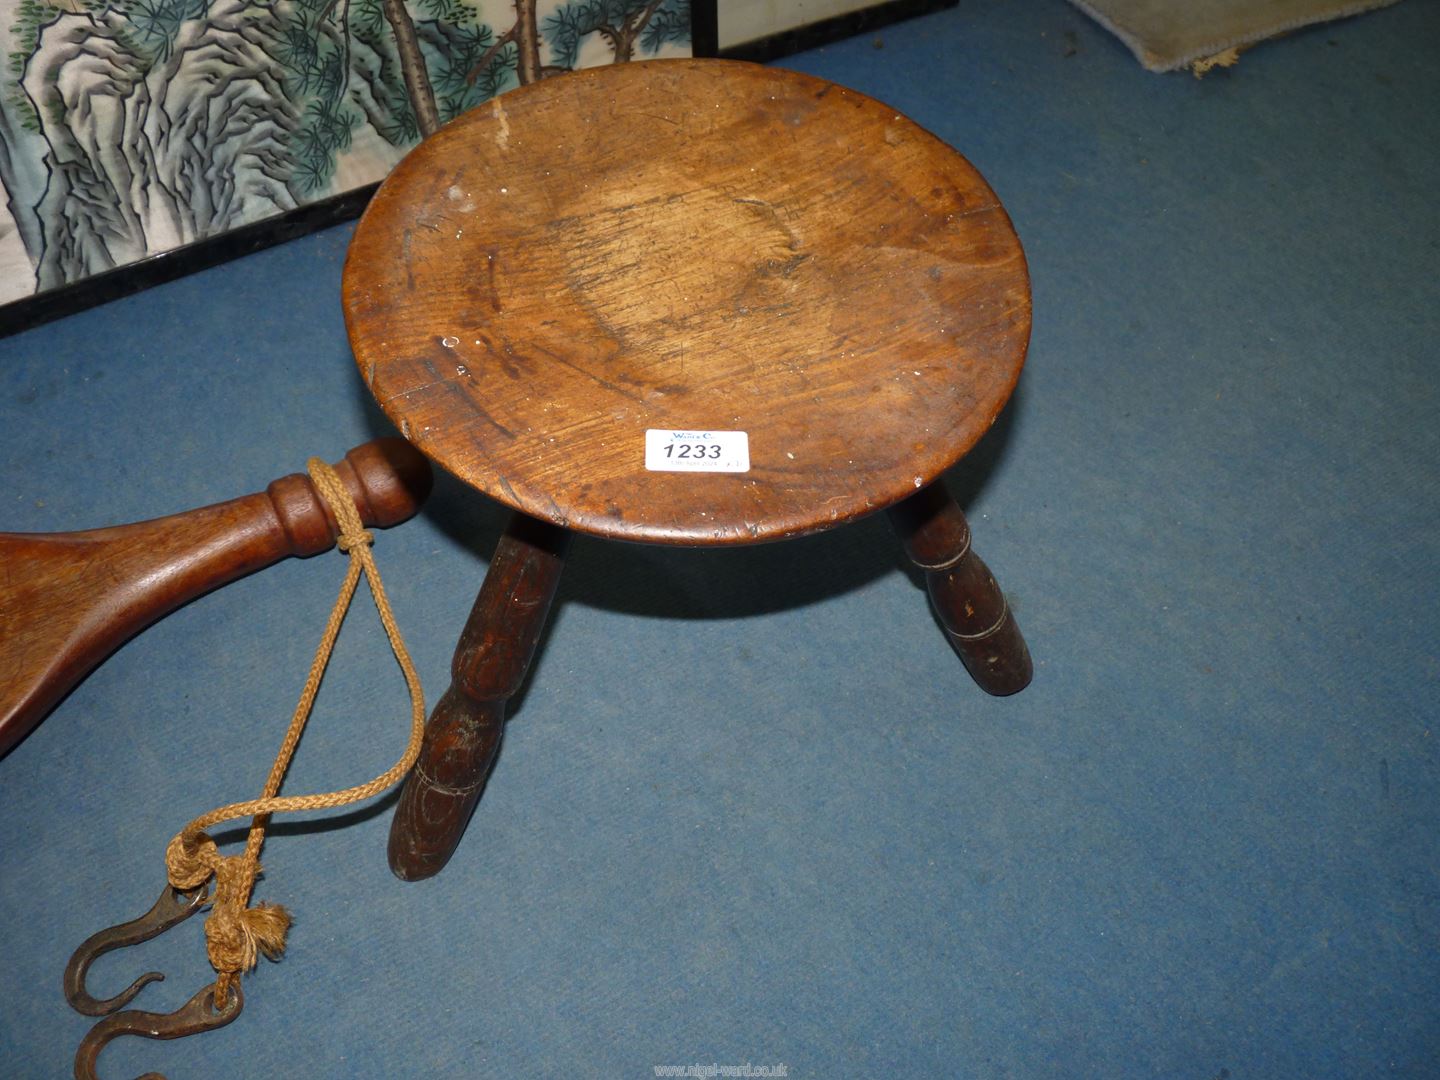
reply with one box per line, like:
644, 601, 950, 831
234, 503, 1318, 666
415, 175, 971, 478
0, 438, 432, 758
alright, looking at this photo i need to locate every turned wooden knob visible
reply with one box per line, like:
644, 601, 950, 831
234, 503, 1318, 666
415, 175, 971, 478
0, 438, 433, 758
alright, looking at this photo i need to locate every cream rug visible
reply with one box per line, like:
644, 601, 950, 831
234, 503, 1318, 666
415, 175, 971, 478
1068, 0, 1404, 71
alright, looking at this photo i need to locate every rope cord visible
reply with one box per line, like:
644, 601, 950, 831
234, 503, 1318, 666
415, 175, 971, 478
164, 459, 426, 1006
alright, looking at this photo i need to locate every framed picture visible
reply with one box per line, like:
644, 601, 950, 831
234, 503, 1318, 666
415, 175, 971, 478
0, 0, 702, 333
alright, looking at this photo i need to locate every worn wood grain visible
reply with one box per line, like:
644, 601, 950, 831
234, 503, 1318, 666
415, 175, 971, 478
0, 439, 432, 758
344, 58, 1030, 545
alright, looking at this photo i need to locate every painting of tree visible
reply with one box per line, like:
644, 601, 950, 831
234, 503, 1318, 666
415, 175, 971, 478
0, 0, 693, 314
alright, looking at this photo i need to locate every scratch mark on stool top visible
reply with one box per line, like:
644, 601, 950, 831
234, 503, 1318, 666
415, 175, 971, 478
490, 96, 510, 150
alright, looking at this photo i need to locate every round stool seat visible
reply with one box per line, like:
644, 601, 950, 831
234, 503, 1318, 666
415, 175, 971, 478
343, 58, 1030, 545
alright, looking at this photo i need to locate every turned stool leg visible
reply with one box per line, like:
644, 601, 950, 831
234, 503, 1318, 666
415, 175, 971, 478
388, 512, 570, 880
887, 483, 1032, 696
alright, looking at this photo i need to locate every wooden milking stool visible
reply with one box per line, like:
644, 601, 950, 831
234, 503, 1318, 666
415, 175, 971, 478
343, 59, 1034, 881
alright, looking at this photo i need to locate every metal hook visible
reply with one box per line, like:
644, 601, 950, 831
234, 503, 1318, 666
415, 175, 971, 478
64, 884, 209, 1015
74, 980, 242, 1080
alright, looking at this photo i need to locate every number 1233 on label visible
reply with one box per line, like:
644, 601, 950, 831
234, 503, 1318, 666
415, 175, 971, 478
645, 430, 751, 473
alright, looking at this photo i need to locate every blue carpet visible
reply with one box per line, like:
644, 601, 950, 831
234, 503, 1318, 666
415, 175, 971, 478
2, 1, 1437, 1077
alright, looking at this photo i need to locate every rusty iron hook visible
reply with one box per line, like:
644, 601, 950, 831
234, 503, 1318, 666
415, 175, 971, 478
74, 979, 242, 1080
64, 883, 209, 1015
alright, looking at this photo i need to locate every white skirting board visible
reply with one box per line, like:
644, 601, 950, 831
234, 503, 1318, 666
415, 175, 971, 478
720, 0, 889, 49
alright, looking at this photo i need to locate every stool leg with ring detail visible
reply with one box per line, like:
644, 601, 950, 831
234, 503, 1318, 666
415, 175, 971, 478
388, 512, 571, 881
887, 482, 1033, 696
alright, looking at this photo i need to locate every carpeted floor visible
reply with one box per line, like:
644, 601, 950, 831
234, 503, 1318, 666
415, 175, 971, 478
2, 1, 1437, 1077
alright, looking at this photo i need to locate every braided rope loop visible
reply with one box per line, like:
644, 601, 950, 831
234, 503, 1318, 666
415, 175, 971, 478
164, 458, 426, 1005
